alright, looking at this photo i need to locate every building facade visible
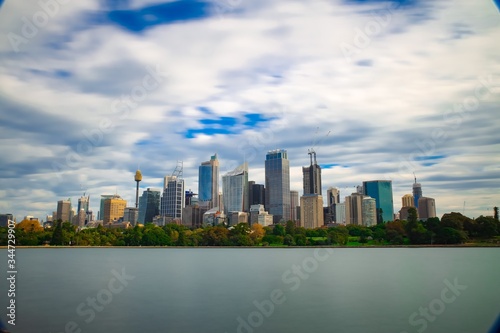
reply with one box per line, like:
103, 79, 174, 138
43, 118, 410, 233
56, 200, 72, 223
418, 197, 436, 220
290, 190, 299, 222
198, 154, 220, 209
345, 193, 363, 225
103, 195, 127, 224
363, 180, 394, 223
138, 188, 161, 224
265, 149, 291, 223
300, 195, 324, 229
402, 194, 415, 208
222, 163, 249, 214
161, 176, 185, 222
362, 197, 377, 226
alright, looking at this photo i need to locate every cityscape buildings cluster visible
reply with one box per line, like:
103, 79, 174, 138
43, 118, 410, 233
0, 150, 437, 229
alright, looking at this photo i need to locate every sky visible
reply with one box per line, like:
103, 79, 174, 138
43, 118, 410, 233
0, 0, 499, 221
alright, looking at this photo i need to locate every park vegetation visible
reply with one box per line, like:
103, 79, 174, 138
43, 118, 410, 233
1, 209, 499, 247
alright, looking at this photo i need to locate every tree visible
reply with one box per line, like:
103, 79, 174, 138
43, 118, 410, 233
475, 216, 499, 238
16, 219, 43, 233
250, 223, 265, 244
283, 234, 295, 246
436, 227, 468, 244
273, 224, 286, 236
285, 221, 296, 236
50, 220, 63, 246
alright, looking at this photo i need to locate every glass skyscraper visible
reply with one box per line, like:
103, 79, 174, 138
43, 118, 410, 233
161, 176, 185, 220
362, 180, 394, 223
138, 188, 161, 224
198, 154, 220, 209
222, 163, 248, 214
265, 149, 290, 223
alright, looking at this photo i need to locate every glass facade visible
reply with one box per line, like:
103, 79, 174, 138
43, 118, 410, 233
222, 163, 248, 213
198, 154, 219, 209
363, 180, 394, 223
265, 149, 290, 223
138, 188, 161, 224
161, 177, 185, 220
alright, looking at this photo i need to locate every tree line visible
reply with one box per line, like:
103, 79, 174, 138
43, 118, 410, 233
1, 208, 499, 247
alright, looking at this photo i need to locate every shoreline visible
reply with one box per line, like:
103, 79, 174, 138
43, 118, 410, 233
1, 244, 499, 249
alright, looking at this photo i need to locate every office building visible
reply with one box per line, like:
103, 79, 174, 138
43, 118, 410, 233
182, 206, 207, 228
418, 197, 436, 221
161, 176, 185, 222
327, 187, 340, 222
413, 176, 422, 208
300, 195, 324, 229
99, 195, 114, 220
248, 181, 265, 206
138, 188, 161, 224
56, 200, 72, 223
222, 163, 249, 214
198, 154, 220, 209
0, 214, 14, 227
290, 190, 299, 222
402, 194, 414, 208
265, 149, 290, 223
335, 203, 346, 224
103, 195, 127, 224
345, 193, 363, 225
363, 180, 394, 223
123, 207, 139, 226
362, 197, 377, 227
302, 150, 322, 195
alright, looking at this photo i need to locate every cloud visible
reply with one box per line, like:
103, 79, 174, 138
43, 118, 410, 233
0, 0, 499, 220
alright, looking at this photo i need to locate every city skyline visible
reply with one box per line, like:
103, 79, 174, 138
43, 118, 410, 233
0, 1, 499, 221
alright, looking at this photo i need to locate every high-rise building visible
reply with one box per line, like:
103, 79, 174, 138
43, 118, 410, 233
402, 194, 414, 208
77, 196, 89, 213
0, 214, 14, 227
334, 203, 346, 224
248, 181, 265, 206
418, 197, 436, 220
198, 154, 220, 209
302, 150, 322, 195
362, 197, 377, 226
327, 187, 340, 222
300, 195, 324, 229
138, 188, 161, 224
123, 207, 139, 226
265, 149, 290, 223
222, 163, 249, 214
161, 176, 185, 222
300, 150, 323, 228
103, 195, 127, 224
56, 200, 71, 223
412, 176, 422, 209
99, 195, 114, 220
363, 180, 394, 223
290, 190, 299, 222
345, 193, 363, 225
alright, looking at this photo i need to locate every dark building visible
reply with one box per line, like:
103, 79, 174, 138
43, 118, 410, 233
0, 214, 14, 227
248, 181, 265, 206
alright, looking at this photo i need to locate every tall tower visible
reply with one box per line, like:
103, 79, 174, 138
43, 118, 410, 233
412, 174, 422, 209
265, 149, 290, 223
198, 154, 220, 209
302, 149, 322, 195
135, 169, 142, 208
363, 180, 394, 223
222, 163, 249, 214
300, 150, 324, 228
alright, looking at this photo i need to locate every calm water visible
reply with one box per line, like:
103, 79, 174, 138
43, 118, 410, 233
1, 248, 499, 333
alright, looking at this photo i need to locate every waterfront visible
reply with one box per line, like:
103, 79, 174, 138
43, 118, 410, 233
1, 248, 499, 333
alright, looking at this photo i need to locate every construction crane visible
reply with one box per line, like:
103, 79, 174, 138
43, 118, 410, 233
172, 160, 183, 178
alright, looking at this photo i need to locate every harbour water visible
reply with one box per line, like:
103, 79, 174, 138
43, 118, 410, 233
1, 247, 499, 333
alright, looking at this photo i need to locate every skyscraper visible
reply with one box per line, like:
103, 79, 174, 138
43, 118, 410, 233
265, 149, 291, 223
302, 150, 322, 195
345, 193, 363, 225
99, 195, 114, 220
362, 197, 377, 226
56, 200, 71, 223
363, 180, 394, 223
300, 195, 324, 229
412, 176, 422, 209
77, 196, 89, 213
138, 188, 161, 224
0, 214, 14, 227
103, 195, 127, 224
418, 197, 436, 220
402, 194, 415, 208
222, 163, 248, 214
327, 187, 340, 206
161, 176, 185, 221
248, 181, 265, 206
198, 154, 220, 209
290, 190, 299, 222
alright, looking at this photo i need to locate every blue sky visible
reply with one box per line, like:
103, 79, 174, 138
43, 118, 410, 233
0, 0, 499, 221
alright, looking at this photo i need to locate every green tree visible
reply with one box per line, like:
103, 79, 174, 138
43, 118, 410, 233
475, 216, 499, 238
50, 220, 63, 245
283, 234, 295, 246
273, 224, 286, 236
285, 221, 296, 236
